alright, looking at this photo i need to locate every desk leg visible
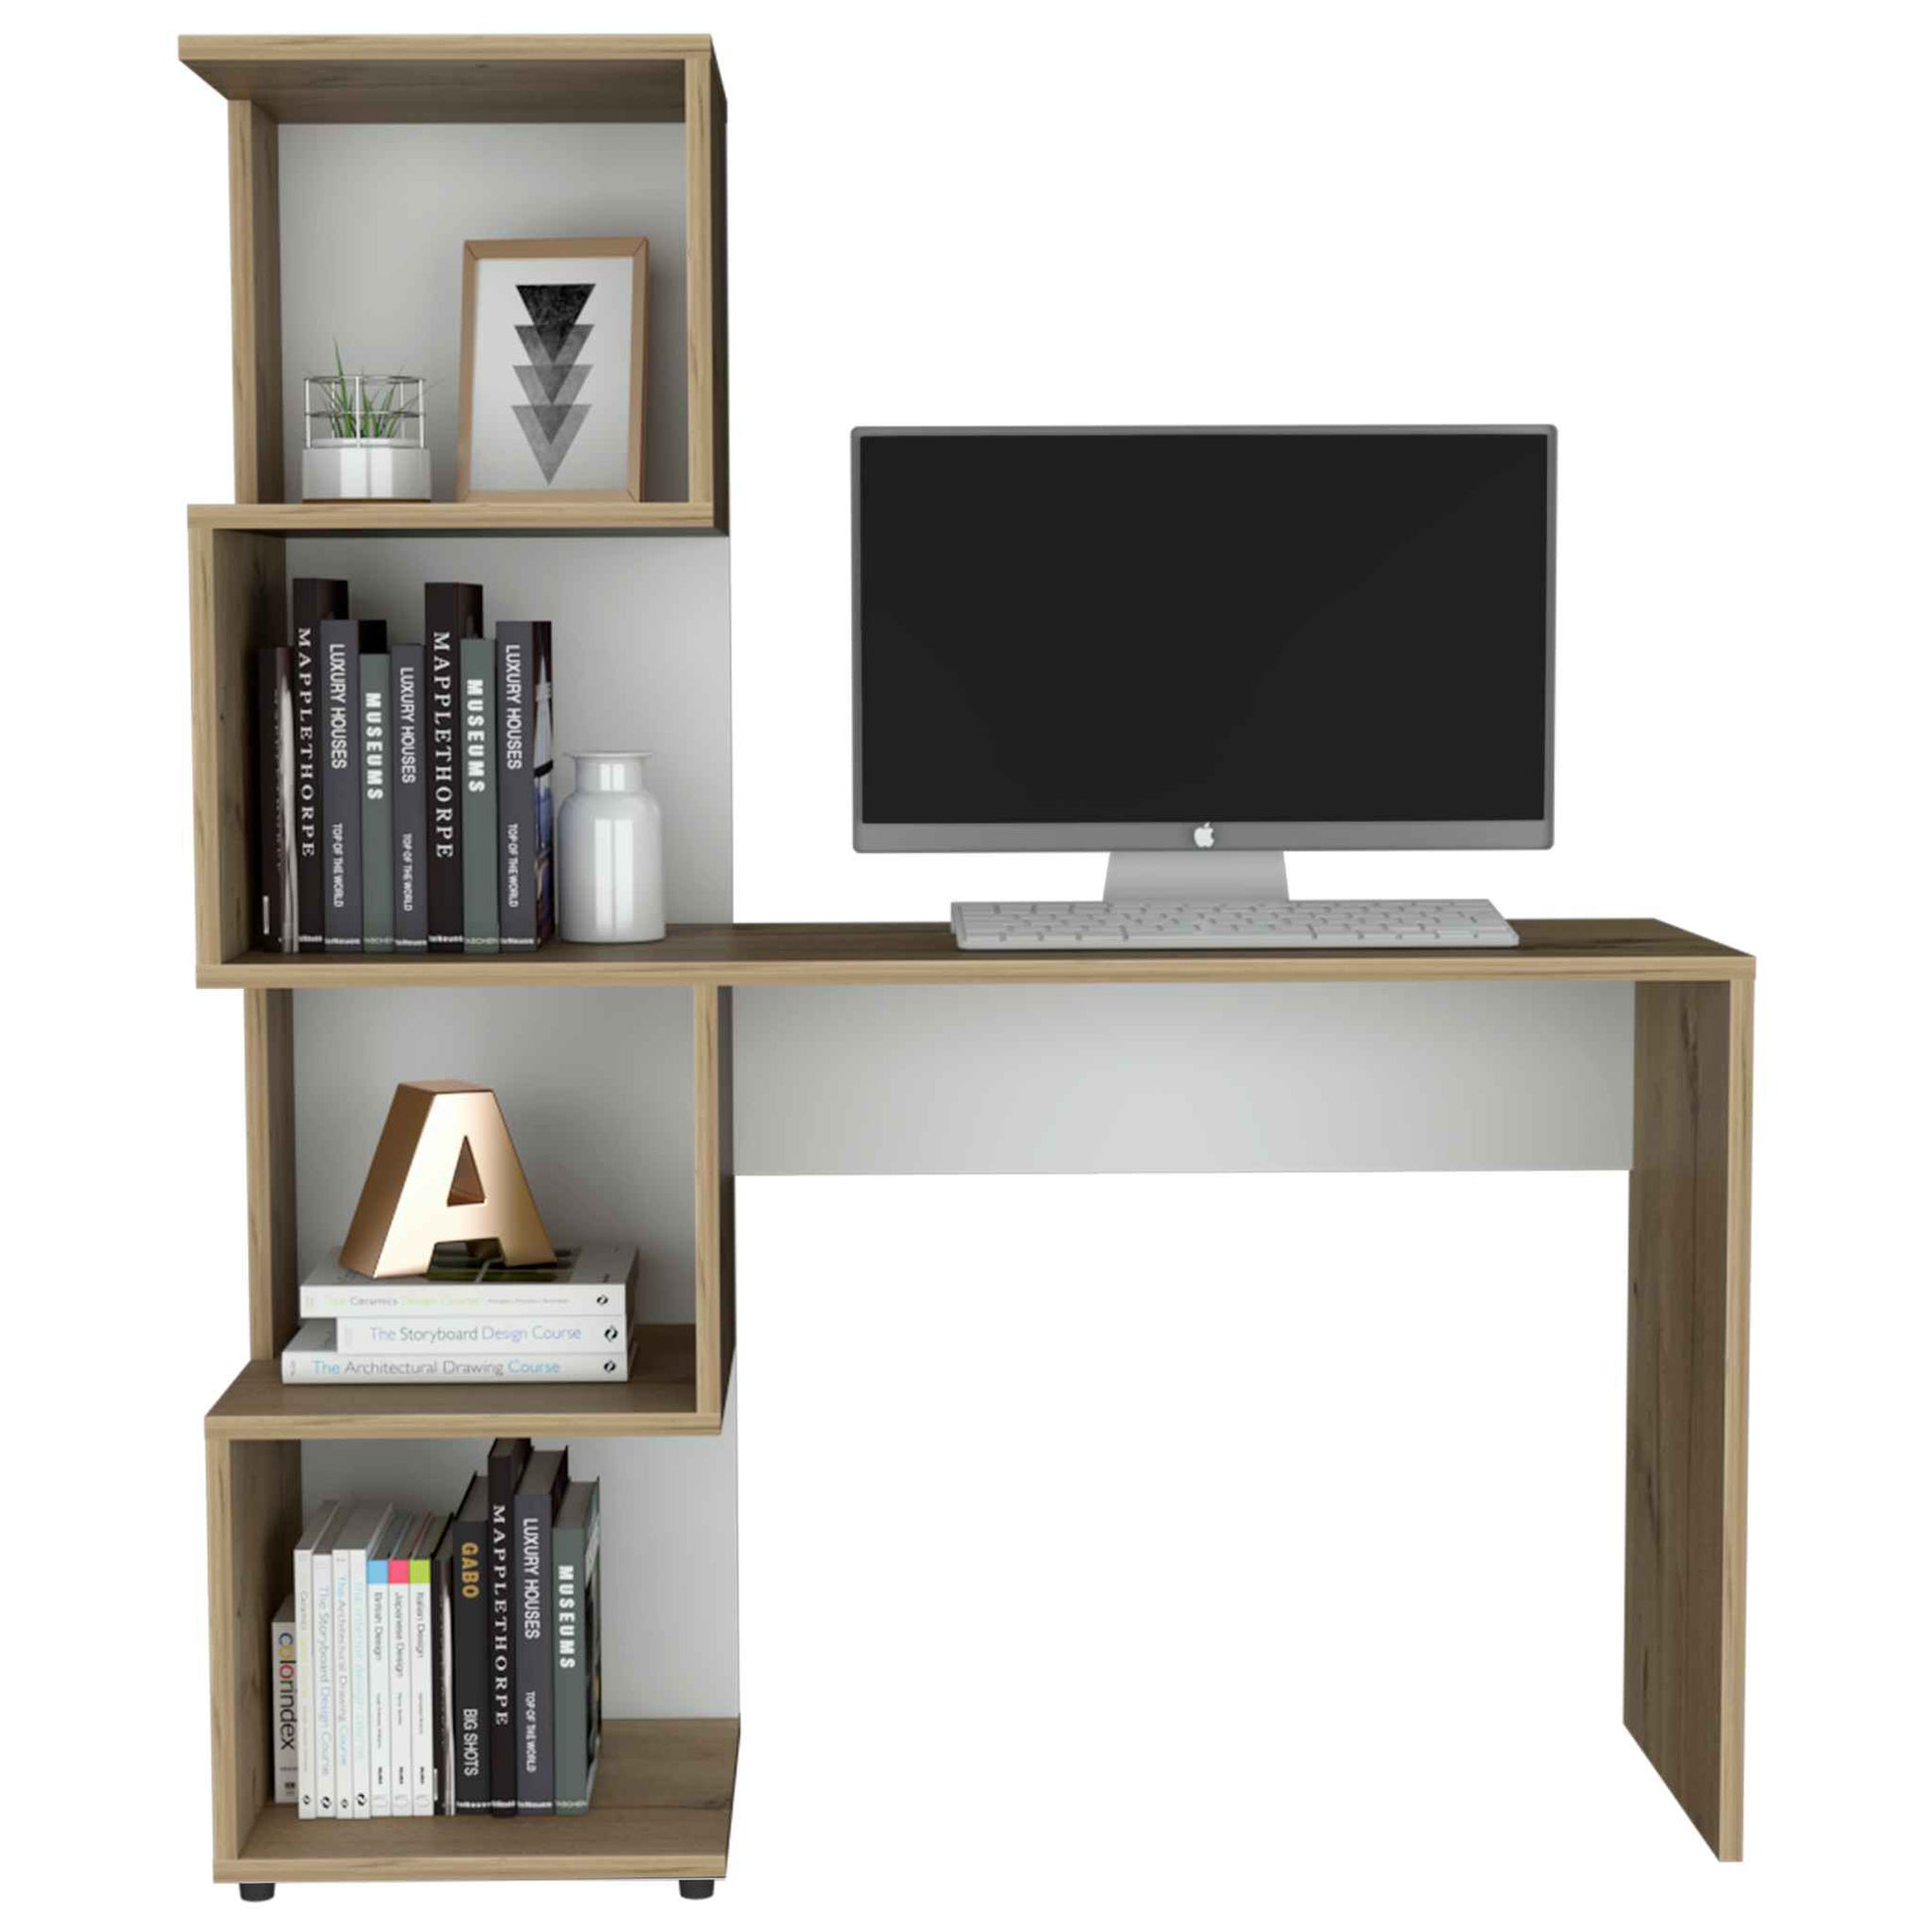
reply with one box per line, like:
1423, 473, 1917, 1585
1625, 978, 1752, 1859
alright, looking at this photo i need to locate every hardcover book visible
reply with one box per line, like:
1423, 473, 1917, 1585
272, 1593, 299, 1804
366, 1520, 399, 1816
411, 1513, 447, 1817
552, 1479, 603, 1815
310, 1506, 343, 1816
425, 584, 484, 952
280, 1322, 636, 1383
336, 1501, 395, 1820
460, 633, 500, 953
332, 1314, 628, 1356
514, 1449, 571, 1814
441, 1474, 491, 1815
495, 621, 556, 950
390, 641, 429, 950
255, 646, 297, 951
320, 619, 386, 951
487, 1439, 532, 1814
385, 1513, 421, 1823
292, 579, 349, 951
293, 1499, 342, 1820
359, 647, 394, 952
299, 1244, 636, 1319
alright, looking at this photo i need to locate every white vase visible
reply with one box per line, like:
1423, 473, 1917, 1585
558, 753, 665, 943
301, 438, 433, 501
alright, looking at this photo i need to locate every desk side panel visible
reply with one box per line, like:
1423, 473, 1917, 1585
735, 982, 1634, 1174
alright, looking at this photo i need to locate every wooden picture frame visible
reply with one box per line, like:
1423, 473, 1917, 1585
457, 236, 649, 502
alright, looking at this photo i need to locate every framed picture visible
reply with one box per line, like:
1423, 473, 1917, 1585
457, 237, 648, 500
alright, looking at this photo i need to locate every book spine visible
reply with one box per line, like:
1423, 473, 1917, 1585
425, 584, 483, 952
460, 634, 500, 953
487, 1446, 526, 1815
255, 649, 285, 950
390, 642, 429, 950
295, 1550, 318, 1817
410, 1554, 436, 1816
495, 622, 553, 950
330, 1547, 353, 1816
359, 650, 394, 951
332, 1315, 628, 1354
367, 1556, 390, 1816
347, 1545, 373, 1818
390, 1556, 412, 1825
312, 1544, 337, 1817
514, 1491, 556, 1812
301, 1283, 629, 1319
272, 1602, 299, 1803
282, 1348, 631, 1384
452, 1519, 490, 1813
319, 620, 362, 951
291, 580, 346, 950
551, 1494, 591, 1814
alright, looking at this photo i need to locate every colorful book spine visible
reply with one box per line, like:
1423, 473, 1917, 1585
359, 647, 394, 951
255, 646, 296, 951
280, 1323, 633, 1383
460, 633, 500, 953
552, 1480, 602, 1814
514, 1449, 570, 1813
367, 1537, 393, 1816
387, 1518, 417, 1824
331, 1315, 628, 1355
272, 1594, 299, 1803
425, 584, 484, 952
411, 1517, 445, 1817
292, 579, 348, 952
298, 1244, 635, 1318
446, 1476, 491, 1814
495, 621, 556, 950
390, 642, 429, 951
487, 1440, 531, 1815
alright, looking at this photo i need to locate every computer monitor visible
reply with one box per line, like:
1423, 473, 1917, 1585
852, 427, 1555, 881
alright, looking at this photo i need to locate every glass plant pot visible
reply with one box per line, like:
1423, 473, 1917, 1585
300, 372, 431, 501
558, 753, 665, 943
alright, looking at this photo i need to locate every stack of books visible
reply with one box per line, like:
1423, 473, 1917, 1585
281, 1245, 638, 1385
254, 578, 556, 957
277, 1440, 602, 1820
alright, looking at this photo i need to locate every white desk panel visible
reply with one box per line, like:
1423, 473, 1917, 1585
736, 982, 1635, 1173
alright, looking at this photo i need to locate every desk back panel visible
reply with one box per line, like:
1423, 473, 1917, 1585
735, 982, 1635, 1173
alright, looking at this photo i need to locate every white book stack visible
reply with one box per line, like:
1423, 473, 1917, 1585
280, 1245, 638, 1385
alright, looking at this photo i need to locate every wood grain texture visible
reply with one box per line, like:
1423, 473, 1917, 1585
222, 1718, 737, 1881
227, 102, 283, 502
189, 499, 720, 534
684, 50, 729, 522
191, 527, 286, 970
207, 1439, 304, 1864
243, 990, 297, 1358
693, 987, 737, 1413
206, 1323, 716, 1441
180, 37, 708, 123
201, 918, 1755, 990
1625, 978, 1752, 1859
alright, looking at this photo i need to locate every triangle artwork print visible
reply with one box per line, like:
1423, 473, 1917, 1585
512, 283, 595, 483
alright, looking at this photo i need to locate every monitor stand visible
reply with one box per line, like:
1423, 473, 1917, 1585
1102, 849, 1289, 902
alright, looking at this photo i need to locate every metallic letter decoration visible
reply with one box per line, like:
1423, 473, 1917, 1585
341, 1080, 557, 1279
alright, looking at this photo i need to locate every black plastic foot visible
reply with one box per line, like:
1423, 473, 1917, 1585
679, 1880, 716, 1900
238, 1884, 276, 1903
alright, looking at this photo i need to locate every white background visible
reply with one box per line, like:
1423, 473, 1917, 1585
5, 3, 1929, 1929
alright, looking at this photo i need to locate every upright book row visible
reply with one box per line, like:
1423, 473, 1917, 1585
254, 580, 557, 955
280, 1442, 602, 1823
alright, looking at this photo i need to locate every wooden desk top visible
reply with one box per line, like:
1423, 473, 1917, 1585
203, 917, 1751, 989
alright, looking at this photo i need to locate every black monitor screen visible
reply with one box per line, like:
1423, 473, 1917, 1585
855, 430, 1552, 831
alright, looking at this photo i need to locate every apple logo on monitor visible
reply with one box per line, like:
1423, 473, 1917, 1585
1193, 822, 1216, 849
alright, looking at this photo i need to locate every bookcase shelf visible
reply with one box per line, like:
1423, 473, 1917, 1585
207, 1324, 715, 1440
222, 1719, 738, 1884
189, 500, 723, 535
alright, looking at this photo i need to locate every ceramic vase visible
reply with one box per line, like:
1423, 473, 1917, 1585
558, 753, 665, 942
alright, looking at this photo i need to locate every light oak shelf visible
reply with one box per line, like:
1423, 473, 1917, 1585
222, 1720, 738, 1883
207, 1324, 715, 1441
200, 917, 1756, 990
189, 500, 723, 535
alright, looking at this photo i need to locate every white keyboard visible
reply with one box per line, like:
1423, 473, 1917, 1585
951, 898, 1520, 950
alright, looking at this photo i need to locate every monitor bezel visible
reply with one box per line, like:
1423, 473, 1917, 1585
851, 424, 1556, 852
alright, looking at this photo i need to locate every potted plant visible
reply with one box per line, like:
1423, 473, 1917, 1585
302, 348, 431, 501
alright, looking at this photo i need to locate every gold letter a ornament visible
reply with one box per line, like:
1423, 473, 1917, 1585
341, 1080, 558, 1278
